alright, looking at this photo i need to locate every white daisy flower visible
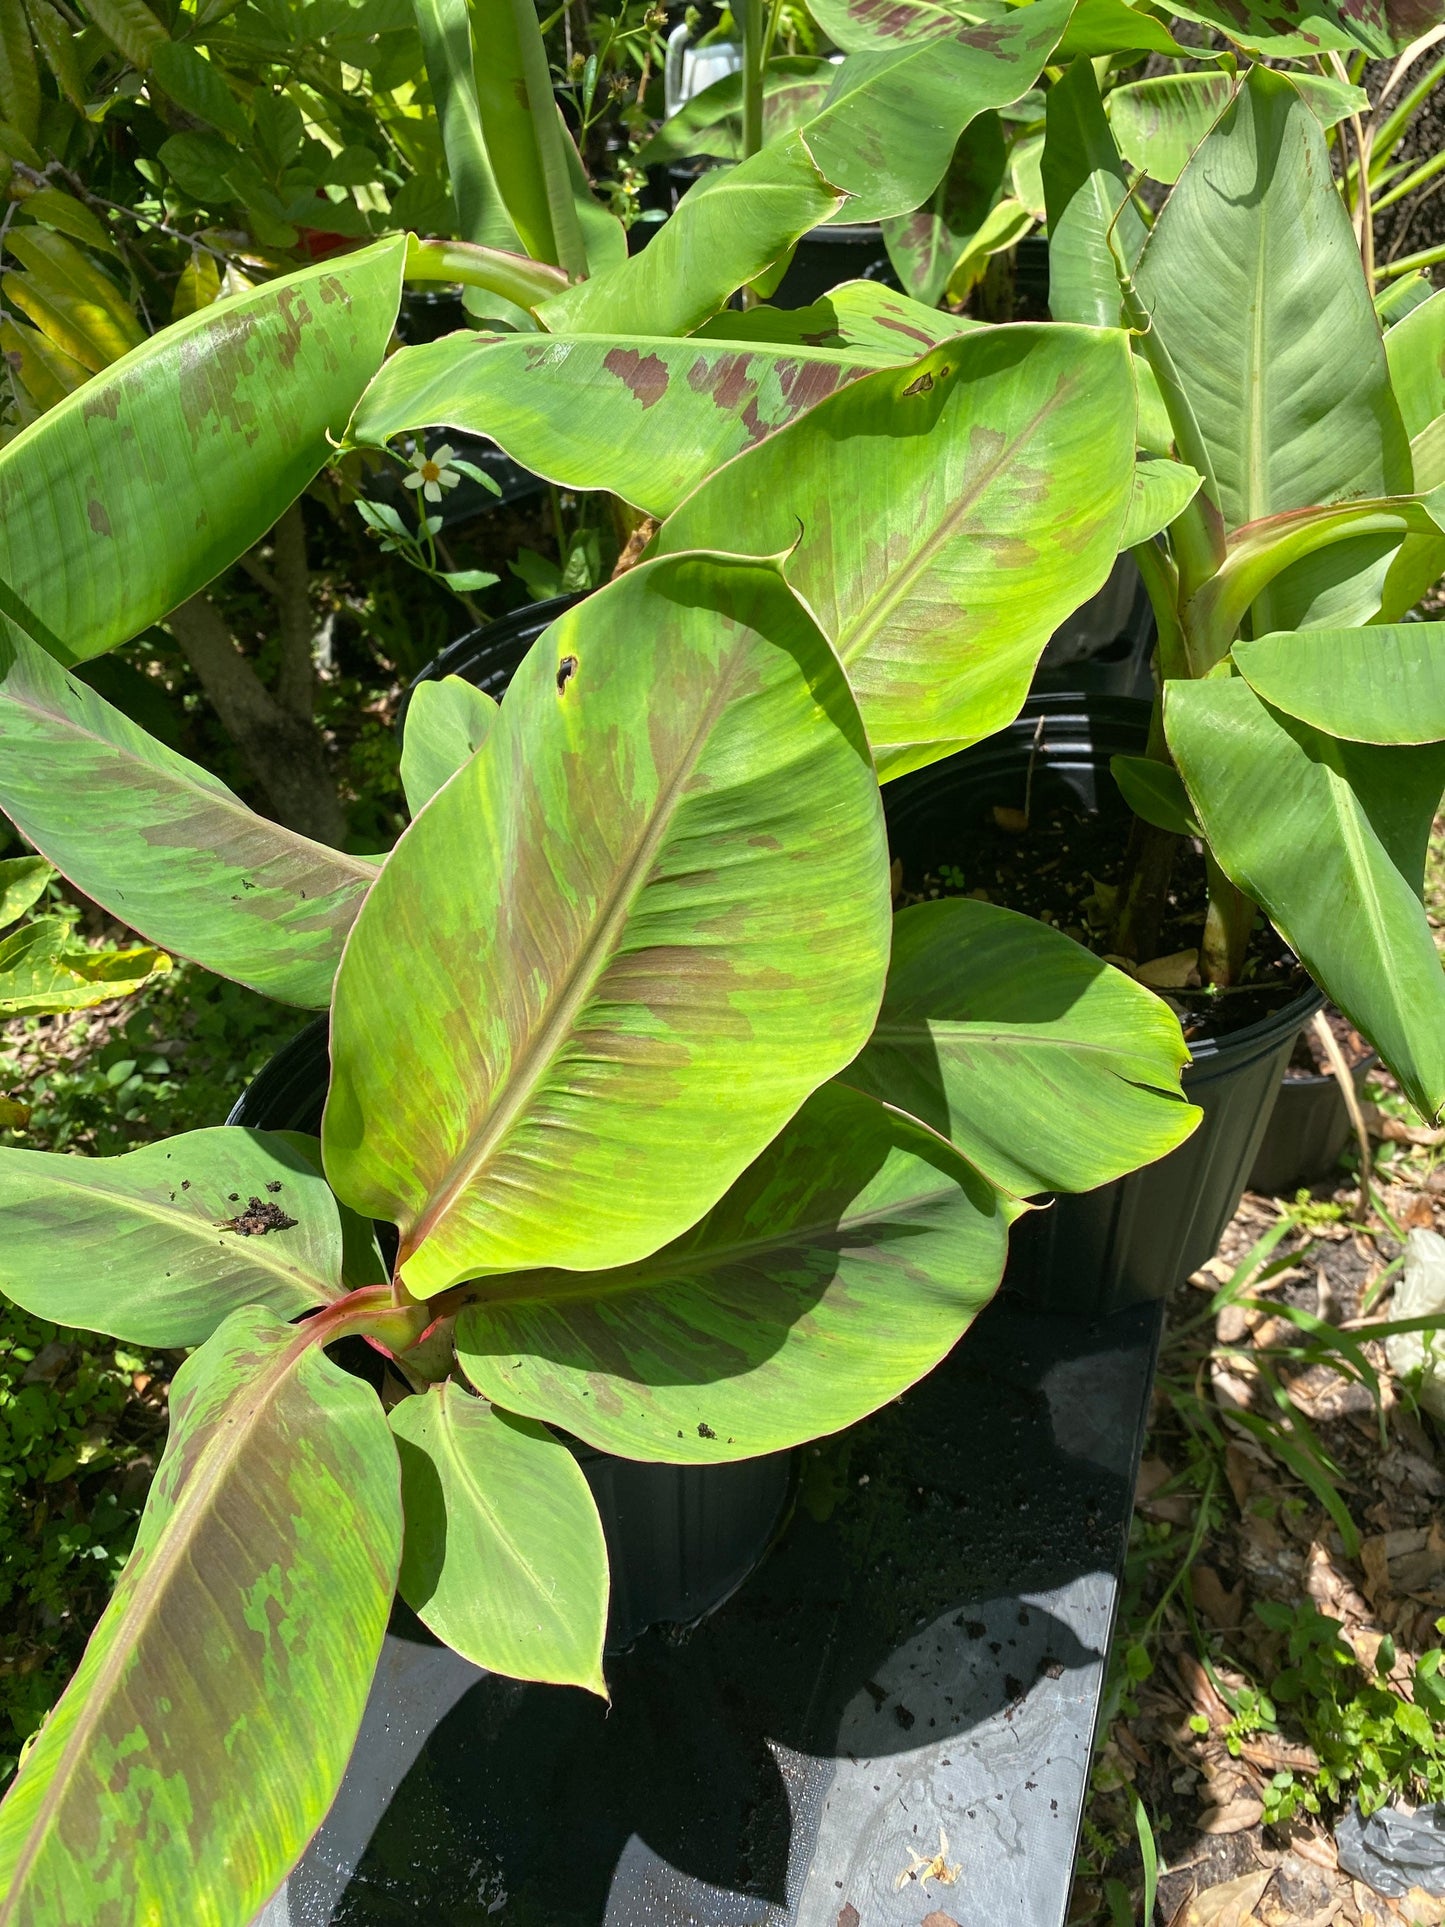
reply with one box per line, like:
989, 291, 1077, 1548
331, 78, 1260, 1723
403, 442, 462, 504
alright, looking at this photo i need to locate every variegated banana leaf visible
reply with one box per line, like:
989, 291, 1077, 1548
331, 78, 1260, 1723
657, 323, 1137, 780
535, 135, 843, 337
1168, 0, 1409, 58
791, 0, 1076, 225
1166, 675, 1445, 1123
325, 552, 891, 1298
351, 331, 904, 521
0, 235, 406, 664
349, 285, 980, 521
879, 112, 1008, 308
0, 1303, 401, 1927
692, 281, 978, 353
0, 621, 376, 1007
0, 1127, 345, 1345
456, 1082, 1010, 1463
1108, 69, 1367, 186
399, 675, 498, 814
636, 58, 837, 164
843, 898, 1199, 1198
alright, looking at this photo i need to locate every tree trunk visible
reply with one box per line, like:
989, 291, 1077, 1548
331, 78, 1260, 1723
270, 502, 316, 723
166, 592, 348, 847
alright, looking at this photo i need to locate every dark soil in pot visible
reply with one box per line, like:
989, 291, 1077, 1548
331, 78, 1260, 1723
226, 1018, 795, 1654
884, 695, 1323, 1314
1248, 1009, 1377, 1196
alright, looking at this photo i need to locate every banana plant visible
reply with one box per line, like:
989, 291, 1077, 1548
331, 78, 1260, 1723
0, 384, 1196, 1927
1045, 60, 1445, 1126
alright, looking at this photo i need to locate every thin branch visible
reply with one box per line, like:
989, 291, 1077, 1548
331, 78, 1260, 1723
1311, 1010, 1376, 1228
236, 554, 282, 601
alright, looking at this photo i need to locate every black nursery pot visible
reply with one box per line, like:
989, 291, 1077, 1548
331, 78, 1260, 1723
768, 220, 898, 309
227, 1024, 794, 1651
883, 695, 1323, 1317
244, 607, 794, 1651
397, 592, 582, 727
1247, 1040, 1377, 1196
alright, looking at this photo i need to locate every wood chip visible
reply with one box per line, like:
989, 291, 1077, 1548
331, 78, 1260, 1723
1225, 1443, 1261, 1511
1176, 1652, 1233, 1728
1236, 1735, 1321, 1774
1137, 1456, 1195, 1524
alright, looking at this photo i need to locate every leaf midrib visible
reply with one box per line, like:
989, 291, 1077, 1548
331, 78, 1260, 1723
0, 1322, 380, 1918
1242, 164, 1271, 527
466, 1174, 970, 1310
405, 636, 753, 1270
3, 1161, 340, 1304
867, 1016, 1175, 1063
438, 1396, 567, 1608
835, 369, 1078, 672
12, 677, 378, 890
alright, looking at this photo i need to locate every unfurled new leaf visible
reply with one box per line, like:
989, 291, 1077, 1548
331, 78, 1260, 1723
391, 1382, 608, 1692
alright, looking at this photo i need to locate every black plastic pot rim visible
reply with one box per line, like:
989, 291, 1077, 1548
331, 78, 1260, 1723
805, 220, 885, 242
1175, 979, 1326, 1075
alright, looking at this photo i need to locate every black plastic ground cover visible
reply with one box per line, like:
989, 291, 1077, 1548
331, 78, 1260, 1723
249, 1292, 1162, 1927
